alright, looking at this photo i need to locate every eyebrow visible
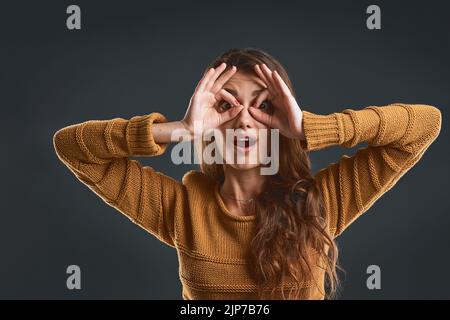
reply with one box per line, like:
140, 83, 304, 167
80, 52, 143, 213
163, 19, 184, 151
224, 88, 266, 97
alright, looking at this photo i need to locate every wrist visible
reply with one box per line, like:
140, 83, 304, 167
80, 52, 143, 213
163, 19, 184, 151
297, 129, 305, 141
181, 118, 208, 140
179, 120, 195, 140
295, 110, 305, 140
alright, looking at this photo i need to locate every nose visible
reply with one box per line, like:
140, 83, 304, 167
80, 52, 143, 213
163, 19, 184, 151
234, 105, 254, 130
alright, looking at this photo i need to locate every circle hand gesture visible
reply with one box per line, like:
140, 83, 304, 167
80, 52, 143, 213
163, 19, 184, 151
248, 64, 304, 139
182, 62, 244, 136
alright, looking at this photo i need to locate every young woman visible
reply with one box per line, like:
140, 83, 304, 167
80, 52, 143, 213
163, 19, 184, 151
53, 48, 441, 299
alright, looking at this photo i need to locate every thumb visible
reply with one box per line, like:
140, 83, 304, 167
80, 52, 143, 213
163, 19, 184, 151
248, 106, 272, 127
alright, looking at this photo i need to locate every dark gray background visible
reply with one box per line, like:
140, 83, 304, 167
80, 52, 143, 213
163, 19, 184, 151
1, 0, 449, 299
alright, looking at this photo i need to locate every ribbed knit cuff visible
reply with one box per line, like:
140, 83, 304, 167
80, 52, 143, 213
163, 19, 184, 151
302, 111, 344, 151
126, 112, 168, 156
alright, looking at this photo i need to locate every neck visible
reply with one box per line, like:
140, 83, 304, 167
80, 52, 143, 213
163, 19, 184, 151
221, 166, 267, 201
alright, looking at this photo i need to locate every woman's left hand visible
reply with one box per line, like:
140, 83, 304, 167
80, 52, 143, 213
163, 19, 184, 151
248, 64, 304, 139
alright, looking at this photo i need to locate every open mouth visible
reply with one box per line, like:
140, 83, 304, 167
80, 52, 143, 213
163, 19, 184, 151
233, 135, 257, 152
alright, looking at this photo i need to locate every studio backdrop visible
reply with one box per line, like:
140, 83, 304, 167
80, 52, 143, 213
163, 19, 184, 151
1, 0, 449, 299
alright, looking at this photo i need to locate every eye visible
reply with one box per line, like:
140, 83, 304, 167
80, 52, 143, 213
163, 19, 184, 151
217, 100, 232, 113
259, 100, 274, 114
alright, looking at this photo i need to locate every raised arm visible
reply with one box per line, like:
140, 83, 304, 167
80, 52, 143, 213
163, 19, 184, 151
302, 104, 442, 237
53, 113, 188, 247
247, 64, 442, 238
53, 62, 246, 246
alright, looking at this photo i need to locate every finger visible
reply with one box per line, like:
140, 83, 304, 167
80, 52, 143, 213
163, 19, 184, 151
205, 62, 227, 91
272, 70, 292, 97
260, 63, 280, 97
252, 89, 271, 109
248, 106, 273, 127
217, 88, 241, 107
195, 67, 216, 93
211, 66, 237, 93
254, 64, 270, 86
219, 105, 244, 123
253, 64, 273, 93
254, 64, 277, 98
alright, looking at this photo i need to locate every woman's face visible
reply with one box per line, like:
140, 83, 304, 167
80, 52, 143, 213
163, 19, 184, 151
215, 71, 274, 170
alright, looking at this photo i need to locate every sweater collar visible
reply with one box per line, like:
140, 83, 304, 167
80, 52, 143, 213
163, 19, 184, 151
213, 182, 256, 222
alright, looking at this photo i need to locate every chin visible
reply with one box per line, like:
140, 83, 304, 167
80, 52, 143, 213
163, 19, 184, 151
227, 162, 261, 171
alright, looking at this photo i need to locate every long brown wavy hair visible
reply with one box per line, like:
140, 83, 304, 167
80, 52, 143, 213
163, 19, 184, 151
200, 48, 339, 299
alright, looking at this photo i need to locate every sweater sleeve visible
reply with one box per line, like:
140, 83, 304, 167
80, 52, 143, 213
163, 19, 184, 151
301, 103, 442, 237
53, 113, 187, 247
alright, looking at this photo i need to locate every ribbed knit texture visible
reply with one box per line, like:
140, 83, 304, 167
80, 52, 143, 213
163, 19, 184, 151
53, 103, 441, 299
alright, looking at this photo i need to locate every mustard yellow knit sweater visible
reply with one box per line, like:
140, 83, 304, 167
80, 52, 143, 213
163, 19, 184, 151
53, 103, 441, 299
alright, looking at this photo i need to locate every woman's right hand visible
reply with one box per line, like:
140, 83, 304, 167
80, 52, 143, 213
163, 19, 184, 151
181, 62, 244, 137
